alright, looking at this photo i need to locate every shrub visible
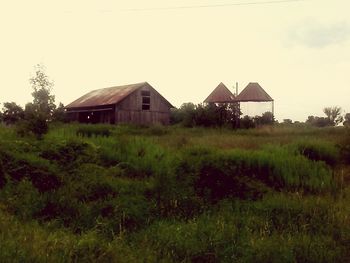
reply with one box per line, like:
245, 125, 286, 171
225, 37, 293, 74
240, 115, 255, 129
1, 102, 24, 125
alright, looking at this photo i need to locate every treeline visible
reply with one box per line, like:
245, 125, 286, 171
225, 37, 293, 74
0, 64, 349, 135
170, 102, 275, 128
283, 106, 350, 127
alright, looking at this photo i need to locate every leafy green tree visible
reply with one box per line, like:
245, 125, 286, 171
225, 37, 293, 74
16, 64, 55, 139
1, 102, 24, 125
29, 64, 56, 120
323, 106, 343, 126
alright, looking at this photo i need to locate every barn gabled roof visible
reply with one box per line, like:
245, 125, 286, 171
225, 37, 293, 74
236, 82, 273, 102
65, 82, 174, 109
204, 82, 236, 103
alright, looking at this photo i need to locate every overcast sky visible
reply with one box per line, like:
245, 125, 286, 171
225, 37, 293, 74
0, 0, 349, 122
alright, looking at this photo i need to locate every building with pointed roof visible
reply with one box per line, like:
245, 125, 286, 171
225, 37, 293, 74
65, 82, 175, 125
204, 82, 236, 103
236, 82, 274, 117
236, 82, 273, 102
204, 81, 274, 117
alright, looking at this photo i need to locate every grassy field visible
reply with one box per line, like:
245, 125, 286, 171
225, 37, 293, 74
0, 123, 349, 262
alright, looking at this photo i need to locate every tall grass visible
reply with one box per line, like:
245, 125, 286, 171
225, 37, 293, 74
0, 123, 349, 262
134, 192, 350, 262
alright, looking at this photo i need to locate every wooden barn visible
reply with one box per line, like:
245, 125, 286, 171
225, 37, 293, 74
65, 82, 175, 125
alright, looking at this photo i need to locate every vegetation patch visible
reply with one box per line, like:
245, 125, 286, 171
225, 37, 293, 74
0, 124, 349, 262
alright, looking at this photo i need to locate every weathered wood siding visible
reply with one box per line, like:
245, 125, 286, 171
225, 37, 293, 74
116, 85, 171, 125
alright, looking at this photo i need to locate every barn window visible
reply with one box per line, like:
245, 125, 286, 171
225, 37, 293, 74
141, 90, 151, 110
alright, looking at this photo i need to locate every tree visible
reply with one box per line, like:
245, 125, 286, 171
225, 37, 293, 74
52, 102, 68, 122
29, 64, 56, 120
283, 119, 293, 124
323, 106, 343, 126
178, 103, 196, 127
1, 102, 24, 125
306, 115, 331, 127
17, 64, 55, 139
344, 113, 350, 126
254, 111, 274, 125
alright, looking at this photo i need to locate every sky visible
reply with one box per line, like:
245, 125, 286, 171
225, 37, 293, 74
0, 0, 349, 122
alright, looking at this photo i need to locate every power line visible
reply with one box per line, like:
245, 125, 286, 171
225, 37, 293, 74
124, 0, 307, 12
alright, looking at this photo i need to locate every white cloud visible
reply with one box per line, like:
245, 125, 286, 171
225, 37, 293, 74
288, 21, 350, 48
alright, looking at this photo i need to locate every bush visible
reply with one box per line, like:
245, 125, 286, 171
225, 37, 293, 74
240, 115, 255, 129
1, 102, 24, 125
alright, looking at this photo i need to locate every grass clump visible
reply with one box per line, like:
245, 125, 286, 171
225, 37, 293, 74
290, 140, 340, 166
0, 149, 61, 192
76, 124, 112, 138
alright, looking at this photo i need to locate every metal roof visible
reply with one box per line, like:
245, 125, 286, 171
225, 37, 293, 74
236, 82, 273, 102
65, 82, 174, 109
204, 82, 236, 103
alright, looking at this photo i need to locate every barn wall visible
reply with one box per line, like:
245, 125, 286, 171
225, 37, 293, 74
116, 85, 171, 125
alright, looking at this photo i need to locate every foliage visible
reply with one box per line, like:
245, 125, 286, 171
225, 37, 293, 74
323, 106, 343, 126
0, 159, 6, 188
170, 102, 196, 127
170, 102, 241, 128
290, 140, 340, 167
17, 103, 49, 139
306, 116, 332, 127
254, 111, 275, 125
283, 119, 293, 124
29, 64, 56, 120
15, 64, 56, 139
52, 102, 68, 122
1, 102, 24, 125
344, 113, 350, 126
0, 124, 349, 262
240, 115, 255, 129
0, 149, 61, 192
339, 128, 350, 164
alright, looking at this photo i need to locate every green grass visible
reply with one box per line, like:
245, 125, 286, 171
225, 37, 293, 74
0, 123, 350, 262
